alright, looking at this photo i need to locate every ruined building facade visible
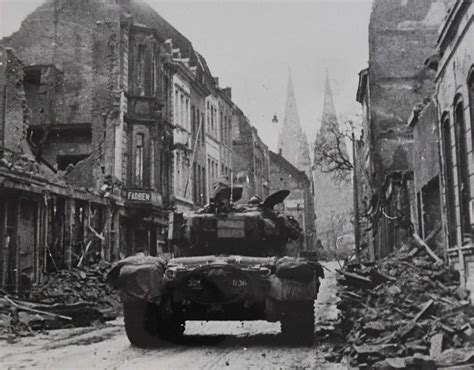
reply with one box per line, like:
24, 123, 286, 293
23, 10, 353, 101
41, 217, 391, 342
355, 0, 451, 260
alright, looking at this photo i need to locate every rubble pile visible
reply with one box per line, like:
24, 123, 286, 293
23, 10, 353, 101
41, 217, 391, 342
28, 261, 120, 310
0, 261, 121, 340
336, 240, 474, 369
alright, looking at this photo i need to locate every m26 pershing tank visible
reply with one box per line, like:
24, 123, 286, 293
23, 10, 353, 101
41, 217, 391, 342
107, 186, 324, 346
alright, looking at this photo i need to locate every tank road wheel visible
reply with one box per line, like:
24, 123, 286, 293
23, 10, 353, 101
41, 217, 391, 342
123, 300, 159, 347
280, 301, 315, 345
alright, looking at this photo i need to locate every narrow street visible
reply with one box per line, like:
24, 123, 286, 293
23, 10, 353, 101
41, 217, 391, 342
0, 263, 342, 370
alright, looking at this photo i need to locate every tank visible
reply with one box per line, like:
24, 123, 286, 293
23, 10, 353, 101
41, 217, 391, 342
107, 186, 324, 346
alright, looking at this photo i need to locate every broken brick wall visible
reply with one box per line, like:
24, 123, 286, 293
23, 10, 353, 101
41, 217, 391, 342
1, 0, 124, 188
1, 0, 123, 126
368, 0, 451, 184
0, 47, 30, 155
367, 0, 451, 258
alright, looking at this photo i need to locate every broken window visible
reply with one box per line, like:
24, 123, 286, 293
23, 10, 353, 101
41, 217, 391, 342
442, 116, 457, 248
57, 154, 89, 171
135, 133, 144, 187
23, 67, 45, 125
454, 98, 471, 243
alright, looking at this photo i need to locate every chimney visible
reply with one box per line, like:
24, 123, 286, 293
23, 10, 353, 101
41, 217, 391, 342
213, 77, 219, 87
222, 87, 232, 100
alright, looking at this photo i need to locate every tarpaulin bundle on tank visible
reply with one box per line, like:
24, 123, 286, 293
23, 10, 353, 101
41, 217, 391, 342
267, 275, 319, 302
275, 257, 324, 283
106, 256, 166, 303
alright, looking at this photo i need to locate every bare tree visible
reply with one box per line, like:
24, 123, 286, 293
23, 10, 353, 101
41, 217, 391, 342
313, 119, 353, 182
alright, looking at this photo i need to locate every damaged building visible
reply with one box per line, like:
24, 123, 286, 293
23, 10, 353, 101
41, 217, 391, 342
355, 0, 474, 296
0, 46, 114, 293
231, 107, 271, 203
355, 0, 452, 260
0, 0, 319, 294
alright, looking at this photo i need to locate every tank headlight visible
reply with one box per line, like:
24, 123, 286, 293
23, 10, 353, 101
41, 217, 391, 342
259, 267, 271, 278
165, 269, 177, 279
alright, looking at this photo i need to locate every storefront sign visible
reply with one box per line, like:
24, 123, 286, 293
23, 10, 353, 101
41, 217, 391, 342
127, 191, 151, 202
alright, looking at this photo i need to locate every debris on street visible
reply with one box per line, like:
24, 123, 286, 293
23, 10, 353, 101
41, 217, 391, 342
0, 261, 121, 340
336, 235, 474, 368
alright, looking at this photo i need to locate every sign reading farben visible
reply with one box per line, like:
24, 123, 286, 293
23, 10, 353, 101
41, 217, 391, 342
127, 191, 151, 202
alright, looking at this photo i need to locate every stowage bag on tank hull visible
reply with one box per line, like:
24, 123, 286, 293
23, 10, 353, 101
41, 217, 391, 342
106, 256, 166, 304
275, 257, 317, 283
267, 275, 318, 301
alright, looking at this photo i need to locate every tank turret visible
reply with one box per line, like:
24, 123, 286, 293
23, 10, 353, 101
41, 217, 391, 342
176, 186, 302, 257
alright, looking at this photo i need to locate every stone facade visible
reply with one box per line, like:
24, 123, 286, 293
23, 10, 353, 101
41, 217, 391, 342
434, 1, 474, 293
232, 107, 270, 203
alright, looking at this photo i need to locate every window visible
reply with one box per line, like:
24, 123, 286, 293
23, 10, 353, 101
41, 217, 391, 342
193, 162, 198, 203
201, 112, 205, 145
176, 152, 181, 194
135, 133, 144, 186
137, 45, 147, 96
185, 98, 189, 131
191, 105, 196, 140
202, 166, 207, 203
454, 98, 471, 242
220, 111, 224, 141
211, 106, 214, 136
207, 102, 210, 132
180, 94, 184, 126
150, 47, 156, 97
442, 116, 457, 248
469, 71, 474, 157
175, 90, 179, 124
159, 144, 170, 200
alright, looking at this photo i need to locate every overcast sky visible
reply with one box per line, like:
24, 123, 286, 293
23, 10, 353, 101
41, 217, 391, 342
0, 0, 372, 152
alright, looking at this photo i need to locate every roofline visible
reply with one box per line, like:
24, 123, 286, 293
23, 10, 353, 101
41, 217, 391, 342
217, 88, 233, 106
437, 0, 470, 51
129, 22, 165, 44
268, 150, 310, 184
169, 60, 211, 97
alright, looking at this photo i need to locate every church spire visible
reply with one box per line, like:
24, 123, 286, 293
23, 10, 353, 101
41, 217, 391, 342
277, 69, 311, 177
321, 70, 338, 129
